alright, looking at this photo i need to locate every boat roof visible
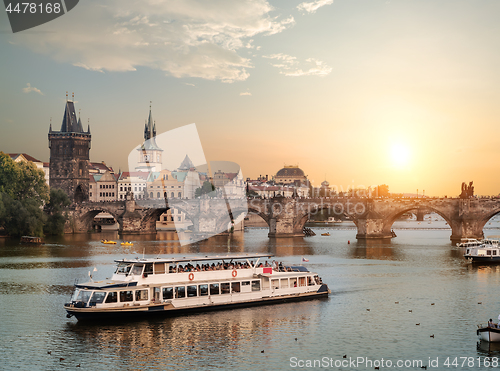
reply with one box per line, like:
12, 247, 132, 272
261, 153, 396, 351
114, 253, 274, 265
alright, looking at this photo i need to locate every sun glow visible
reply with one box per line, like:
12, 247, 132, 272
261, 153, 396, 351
390, 143, 411, 168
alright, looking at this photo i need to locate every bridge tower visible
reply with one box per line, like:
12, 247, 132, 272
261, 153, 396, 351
48, 96, 91, 203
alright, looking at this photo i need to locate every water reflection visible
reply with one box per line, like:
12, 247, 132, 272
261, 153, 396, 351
477, 341, 500, 357
63, 301, 323, 369
350, 240, 399, 261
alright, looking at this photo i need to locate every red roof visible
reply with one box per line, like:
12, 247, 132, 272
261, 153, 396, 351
8, 153, 43, 163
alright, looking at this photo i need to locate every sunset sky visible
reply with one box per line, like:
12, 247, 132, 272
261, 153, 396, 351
1, 0, 500, 197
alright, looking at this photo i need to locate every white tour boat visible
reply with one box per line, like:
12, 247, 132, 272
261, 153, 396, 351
64, 253, 330, 321
462, 239, 500, 263
478, 325, 500, 342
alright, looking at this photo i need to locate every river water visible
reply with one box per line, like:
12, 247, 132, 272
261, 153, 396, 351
2, 217, 500, 370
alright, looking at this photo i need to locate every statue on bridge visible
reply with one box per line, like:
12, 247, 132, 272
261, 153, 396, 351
460, 181, 474, 199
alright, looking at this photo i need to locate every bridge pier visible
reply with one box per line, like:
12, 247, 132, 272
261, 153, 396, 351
449, 219, 484, 244
355, 217, 394, 240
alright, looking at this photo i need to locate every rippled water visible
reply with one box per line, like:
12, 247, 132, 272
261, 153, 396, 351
2, 219, 500, 370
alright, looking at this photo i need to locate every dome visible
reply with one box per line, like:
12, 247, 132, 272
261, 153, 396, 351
276, 166, 305, 178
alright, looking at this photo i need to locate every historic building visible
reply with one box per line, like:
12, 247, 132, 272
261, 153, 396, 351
274, 165, 307, 185
88, 170, 118, 202
48, 99, 91, 202
8, 153, 50, 186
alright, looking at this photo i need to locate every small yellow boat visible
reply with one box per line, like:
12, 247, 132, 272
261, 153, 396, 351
121, 242, 134, 246
321, 232, 330, 236
101, 239, 117, 244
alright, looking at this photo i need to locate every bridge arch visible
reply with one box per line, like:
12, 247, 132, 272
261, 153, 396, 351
75, 207, 122, 232
294, 202, 351, 234
382, 205, 456, 238
138, 201, 195, 232
476, 208, 500, 235
245, 206, 270, 228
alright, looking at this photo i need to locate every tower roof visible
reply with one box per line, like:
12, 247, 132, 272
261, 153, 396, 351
142, 104, 161, 150
178, 155, 195, 170
60, 101, 80, 133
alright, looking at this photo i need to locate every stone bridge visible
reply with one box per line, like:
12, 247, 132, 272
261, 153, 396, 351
66, 196, 500, 243
246, 197, 500, 243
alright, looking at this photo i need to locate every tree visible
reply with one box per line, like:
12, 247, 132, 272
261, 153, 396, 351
44, 188, 71, 235
194, 181, 216, 198
376, 184, 390, 198
0, 152, 49, 237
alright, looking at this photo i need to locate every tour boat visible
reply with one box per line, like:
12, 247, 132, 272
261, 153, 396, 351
462, 239, 500, 263
20, 236, 44, 244
477, 326, 500, 342
457, 238, 483, 248
121, 242, 134, 246
64, 253, 330, 321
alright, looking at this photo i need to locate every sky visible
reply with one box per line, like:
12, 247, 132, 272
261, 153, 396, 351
1, 0, 500, 197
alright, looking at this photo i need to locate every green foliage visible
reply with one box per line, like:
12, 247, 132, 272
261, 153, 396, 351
0, 192, 46, 236
44, 188, 71, 235
0, 152, 50, 237
194, 181, 216, 198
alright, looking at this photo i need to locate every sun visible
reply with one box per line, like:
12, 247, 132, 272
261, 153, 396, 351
390, 143, 410, 168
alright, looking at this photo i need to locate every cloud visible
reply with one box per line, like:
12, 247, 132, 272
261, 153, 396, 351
240, 92, 252, 96
297, 0, 334, 13
263, 54, 331, 76
185, 83, 196, 87
12, 0, 295, 83
22, 83, 44, 95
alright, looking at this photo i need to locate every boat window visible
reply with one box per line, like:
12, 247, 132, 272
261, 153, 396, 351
131, 264, 143, 276
299, 277, 306, 287
144, 264, 153, 275
199, 284, 208, 296
154, 263, 165, 274
308, 276, 315, 286
231, 282, 240, 293
120, 290, 134, 302
221, 282, 230, 294
90, 291, 106, 304
210, 283, 220, 295
242, 281, 250, 286
290, 278, 297, 287
281, 278, 289, 288
466, 249, 470, 254
251, 280, 260, 291
76, 290, 92, 304
162, 287, 173, 300
105, 292, 118, 303
175, 286, 186, 298
494, 251, 498, 256
187, 285, 197, 297
271, 279, 279, 289
135, 289, 148, 301
115, 263, 132, 275
487, 250, 492, 256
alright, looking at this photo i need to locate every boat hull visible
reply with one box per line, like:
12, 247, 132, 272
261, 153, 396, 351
464, 256, 500, 264
65, 285, 330, 321
477, 328, 500, 342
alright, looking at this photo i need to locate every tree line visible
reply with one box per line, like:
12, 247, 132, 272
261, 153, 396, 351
0, 152, 70, 237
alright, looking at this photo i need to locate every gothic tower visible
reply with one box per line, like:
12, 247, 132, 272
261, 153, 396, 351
48, 98, 91, 203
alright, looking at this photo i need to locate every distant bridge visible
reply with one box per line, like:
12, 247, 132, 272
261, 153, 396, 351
66, 196, 500, 243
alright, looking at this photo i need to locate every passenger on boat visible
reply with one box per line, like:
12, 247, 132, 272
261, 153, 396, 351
488, 319, 495, 328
